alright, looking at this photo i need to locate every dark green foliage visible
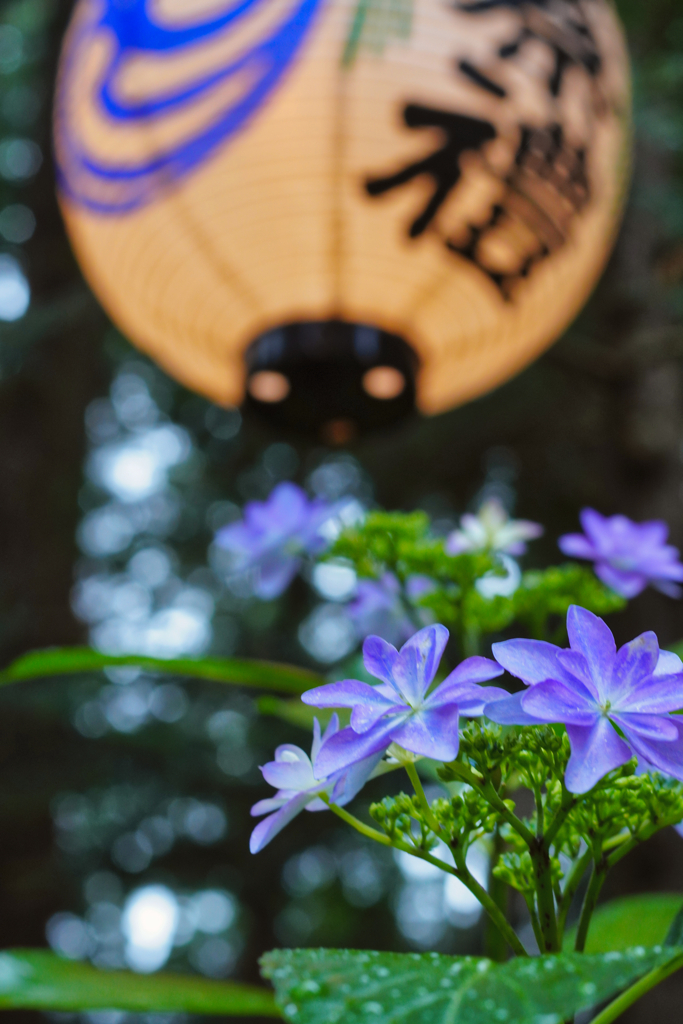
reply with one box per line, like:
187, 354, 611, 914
565, 894, 683, 953
324, 513, 624, 657
261, 946, 682, 1024
0, 950, 278, 1015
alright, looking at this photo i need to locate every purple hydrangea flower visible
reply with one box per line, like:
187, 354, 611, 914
347, 572, 434, 645
215, 482, 339, 599
558, 508, 683, 599
485, 605, 683, 794
302, 624, 507, 777
446, 498, 543, 557
250, 715, 381, 853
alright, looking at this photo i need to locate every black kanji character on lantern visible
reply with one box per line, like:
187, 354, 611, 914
457, 0, 601, 99
447, 122, 590, 297
365, 104, 496, 237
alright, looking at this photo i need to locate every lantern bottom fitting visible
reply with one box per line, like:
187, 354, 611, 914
244, 320, 418, 440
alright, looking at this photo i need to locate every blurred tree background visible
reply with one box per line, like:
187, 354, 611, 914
1, 1, 683, 1022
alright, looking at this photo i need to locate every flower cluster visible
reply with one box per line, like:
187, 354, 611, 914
249, 715, 382, 852
446, 498, 543, 556
251, 607, 683, 848
214, 482, 340, 598
485, 605, 683, 793
559, 508, 683, 598
251, 624, 507, 849
231, 489, 683, 848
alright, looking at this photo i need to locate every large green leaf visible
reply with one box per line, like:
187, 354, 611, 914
0, 950, 279, 1015
565, 894, 683, 954
261, 946, 681, 1024
0, 646, 323, 694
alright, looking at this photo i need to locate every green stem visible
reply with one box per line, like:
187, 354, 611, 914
557, 847, 592, 944
450, 849, 529, 958
544, 790, 577, 849
588, 953, 683, 1024
523, 891, 544, 952
446, 761, 535, 846
530, 838, 559, 952
328, 803, 392, 845
329, 802, 528, 958
574, 862, 606, 952
406, 761, 443, 837
484, 827, 509, 963
533, 782, 544, 837
462, 626, 481, 658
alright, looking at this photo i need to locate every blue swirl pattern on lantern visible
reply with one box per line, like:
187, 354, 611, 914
55, 0, 326, 213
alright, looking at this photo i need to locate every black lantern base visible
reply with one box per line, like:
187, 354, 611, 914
243, 320, 418, 441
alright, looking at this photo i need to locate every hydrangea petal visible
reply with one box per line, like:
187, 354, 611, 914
315, 718, 399, 776
579, 508, 613, 547
594, 562, 647, 599
653, 579, 683, 598
389, 704, 461, 762
626, 719, 683, 781
302, 679, 390, 710
636, 520, 669, 547
521, 680, 597, 726
558, 533, 598, 560
268, 481, 308, 528
250, 789, 320, 853
553, 650, 600, 701
565, 719, 632, 794
351, 699, 406, 733
427, 679, 508, 712
393, 624, 449, 703
491, 638, 565, 685
655, 650, 683, 677
362, 635, 401, 691
310, 714, 339, 764
254, 554, 301, 599
609, 636, 660, 703
566, 605, 616, 684
438, 655, 505, 688
614, 675, 683, 714
611, 712, 679, 742
330, 750, 385, 805
484, 691, 545, 725
457, 687, 511, 716
250, 796, 288, 816
261, 750, 316, 791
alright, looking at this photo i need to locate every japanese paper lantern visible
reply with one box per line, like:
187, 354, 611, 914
55, 0, 630, 434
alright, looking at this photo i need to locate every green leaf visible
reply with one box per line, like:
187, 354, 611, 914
0, 950, 279, 1015
261, 946, 681, 1024
0, 646, 323, 694
666, 904, 683, 946
565, 894, 683, 954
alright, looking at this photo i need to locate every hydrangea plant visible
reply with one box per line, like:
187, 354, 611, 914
2, 496, 683, 1024
244, 498, 683, 1024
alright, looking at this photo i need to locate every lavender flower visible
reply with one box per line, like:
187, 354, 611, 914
558, 508, 683, 599
446, 498, 543, 557
249, 715, 380, 853
347, 572, 434, 645
302, 624, 507, 776
485, 605, 683, 794
215, 482, 339, 599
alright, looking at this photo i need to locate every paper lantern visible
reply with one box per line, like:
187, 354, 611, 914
55, 0, 630, 434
